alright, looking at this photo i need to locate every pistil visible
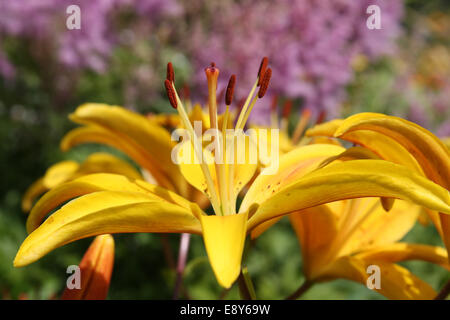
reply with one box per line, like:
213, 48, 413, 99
206, 64, 226, 215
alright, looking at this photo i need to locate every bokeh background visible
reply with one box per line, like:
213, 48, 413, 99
0, 0, 449, 299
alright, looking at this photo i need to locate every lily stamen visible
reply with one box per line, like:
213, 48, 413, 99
235, 57, 269, 130
165, 71, 222, 215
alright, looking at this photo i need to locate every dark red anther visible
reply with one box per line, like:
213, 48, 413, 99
282, 100, 293, 118
167, 62, 174, 82
257, 68, 272, 98
257, 57, 269, 86
164, 79, 177, 109
225, 74, 236, 105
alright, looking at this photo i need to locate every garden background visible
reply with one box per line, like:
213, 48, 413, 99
0, 0, 449, 299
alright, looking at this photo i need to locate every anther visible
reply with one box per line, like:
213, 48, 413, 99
164, 79, 177, 109
225, 74, 236, 105
282, 100, 293, 118
257, 57, 269, 86
167, 62, 174, 82
257, 68, 272, 98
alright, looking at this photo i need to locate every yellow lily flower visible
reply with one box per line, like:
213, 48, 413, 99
14, 60, 450, 289
306, 113, 450, 260
288, 197, 449, 300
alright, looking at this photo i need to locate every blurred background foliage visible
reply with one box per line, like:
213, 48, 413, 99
0, 0, 449, 299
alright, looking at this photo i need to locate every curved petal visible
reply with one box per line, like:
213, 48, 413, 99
289, 205, 339, 278
317, 146, 380, 169
15, 190, 202, 267
336, 199, 420, 257
63, 104, 188, 195
61, 234, 115, 300
317, 257, 437, 300
43, 161, 80, 188
246, 160, 450, 231
22, 178, 47, 213
22, 154, 142, 214
26, 173, 197, 233
334, 113, 450, 185
70, 104, 175, 171
334, 113, 450, 258
240, 144, 346, 213
307, 121, 423, 175
250, 216, 283, 239
60, 126, 177, 192
442, 137, 450, 150
74, 153, 142, 180
354, 243, 449, 270
200, 212, 248, 288
305, 119, 343, 137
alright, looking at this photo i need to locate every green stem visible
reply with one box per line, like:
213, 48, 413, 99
238, 267, 256, 300
285, 280, 313, 300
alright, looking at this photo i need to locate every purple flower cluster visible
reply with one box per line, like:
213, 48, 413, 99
0, 0, 180, 75
185, 0, 403, 124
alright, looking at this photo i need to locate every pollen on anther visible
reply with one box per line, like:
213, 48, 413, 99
258, 68, 272, 98
164, 79, 177, 109
167, 62, 174, 82
257, 57, 269, 86
225, 74, 236, 105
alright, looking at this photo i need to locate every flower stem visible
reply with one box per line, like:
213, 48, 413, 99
173, 233, 190, 300
285, 280, 313, 300
434, 279, 450, 300
238, 267, 256, 300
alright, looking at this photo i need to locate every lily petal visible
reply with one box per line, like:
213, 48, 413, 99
200, 212, 248, 288
247, 160, 450, 231
241, 144, 345, 213
354, 243, 449, 271
61, 234, 115, 300
62, 104, 188, 194
42, 161, 80, 188
318, 257, 437, 300
334, 113, 450, 258
307, 120, 424, 175
289, 205, 338, 278
334, 113, 450, 185
15, 190, 201, 267
74, 153, 142, 180
26, 173, 197, 233
22, 178, 47, 213
336, 199, 420, 257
